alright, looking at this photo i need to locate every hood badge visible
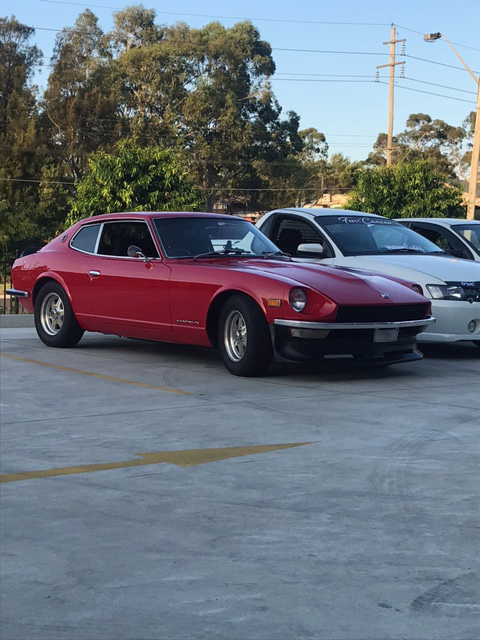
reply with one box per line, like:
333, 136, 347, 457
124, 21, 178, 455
381, 293, 391, 299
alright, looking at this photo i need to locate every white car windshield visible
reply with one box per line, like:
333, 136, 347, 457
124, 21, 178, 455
315, 215, 442, 257
154, 217, 282, 259
452, 223, 480, 251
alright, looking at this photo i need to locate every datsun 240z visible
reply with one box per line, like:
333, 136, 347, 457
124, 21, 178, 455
8, 212, 434, 376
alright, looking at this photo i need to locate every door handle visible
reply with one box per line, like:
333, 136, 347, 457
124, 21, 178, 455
89, 270, 101, 277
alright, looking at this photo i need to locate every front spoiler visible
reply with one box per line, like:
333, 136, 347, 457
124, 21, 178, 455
272, 316, 435, 364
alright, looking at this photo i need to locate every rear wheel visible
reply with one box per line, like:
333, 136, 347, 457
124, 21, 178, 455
218, 294, 273, 376
34, 281, 84, 347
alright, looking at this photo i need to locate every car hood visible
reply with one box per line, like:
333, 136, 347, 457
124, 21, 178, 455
221, 258, 425, 305
324, 254, 480, 285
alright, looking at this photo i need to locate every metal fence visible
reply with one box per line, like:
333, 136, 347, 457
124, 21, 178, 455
1, 254, 27, 315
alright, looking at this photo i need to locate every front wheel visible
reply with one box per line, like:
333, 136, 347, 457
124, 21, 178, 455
218, 294, 273, 376
34, 281, 84, 348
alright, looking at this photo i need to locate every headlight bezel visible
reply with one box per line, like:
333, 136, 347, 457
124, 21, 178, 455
289, 287, 307, 312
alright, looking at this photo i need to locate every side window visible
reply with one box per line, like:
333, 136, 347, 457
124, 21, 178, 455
97, 221, 159, 258
70, 224, 101, 254
411, 225, 451, 252
274, 217, 328, 257
411, 224, 472, 259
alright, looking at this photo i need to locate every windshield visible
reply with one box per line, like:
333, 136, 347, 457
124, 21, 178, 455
315, 215, 442, 256
153, 217, 281, 258
452, 223, 480, 251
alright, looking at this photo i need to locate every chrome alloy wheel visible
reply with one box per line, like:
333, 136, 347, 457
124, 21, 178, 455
40, 292, 65, 336
224, 309, 247, 362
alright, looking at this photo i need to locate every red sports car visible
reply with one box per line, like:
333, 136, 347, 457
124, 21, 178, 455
8, 212, 434, 376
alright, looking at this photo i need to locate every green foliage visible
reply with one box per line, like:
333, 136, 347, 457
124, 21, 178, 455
68, 141, 203, 224
366, 113, 469, 180
347, 160, 466, 219
2, 9, 476, 255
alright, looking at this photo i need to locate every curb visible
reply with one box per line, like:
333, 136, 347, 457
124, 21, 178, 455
0, 314, 35, 329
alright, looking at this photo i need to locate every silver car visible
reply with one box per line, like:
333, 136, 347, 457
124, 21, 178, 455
396, 218, 480, 261
257, 208, 480, 347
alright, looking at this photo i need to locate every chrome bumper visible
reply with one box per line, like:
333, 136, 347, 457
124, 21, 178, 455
274, 317, 435, 331
6, 289, 29, 298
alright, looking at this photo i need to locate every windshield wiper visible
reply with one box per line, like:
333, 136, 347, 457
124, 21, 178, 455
260, 250, 292, 260
381, 248, 425, 254
193, 248, 252, 260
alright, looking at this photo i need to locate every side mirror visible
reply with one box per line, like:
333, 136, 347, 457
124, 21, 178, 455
297, 243, 327, 259
127, 245, 148, 261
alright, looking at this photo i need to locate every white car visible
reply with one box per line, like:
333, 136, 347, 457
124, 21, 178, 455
257, 208, 480, 346
396, 218, 480, 261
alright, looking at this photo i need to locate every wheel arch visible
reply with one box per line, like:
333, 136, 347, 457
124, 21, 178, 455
32, 274, 72, 305
206, 289, 266, 348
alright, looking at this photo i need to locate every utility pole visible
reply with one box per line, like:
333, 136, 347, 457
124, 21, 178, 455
468, 83, 480, 220
376, 25, 405, 166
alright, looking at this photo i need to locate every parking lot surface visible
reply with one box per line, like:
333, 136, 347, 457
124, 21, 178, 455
1, 327, 479, 640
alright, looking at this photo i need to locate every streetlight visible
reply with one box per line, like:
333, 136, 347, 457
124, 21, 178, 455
424, 32, 480, 220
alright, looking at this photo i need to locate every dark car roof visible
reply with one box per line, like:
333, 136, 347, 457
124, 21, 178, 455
271, 208, 384, 219
80, 211, 236, 224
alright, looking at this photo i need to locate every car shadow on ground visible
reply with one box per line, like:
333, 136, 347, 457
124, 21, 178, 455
74, 335, 427, 382
73, 335, 478, 383
419, 342, 480, 360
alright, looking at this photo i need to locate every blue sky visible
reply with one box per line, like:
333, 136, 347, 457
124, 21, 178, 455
4, 0, 480, 161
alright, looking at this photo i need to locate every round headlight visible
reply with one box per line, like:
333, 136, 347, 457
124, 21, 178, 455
289, 288, 307, 312
411, 284, 424, 295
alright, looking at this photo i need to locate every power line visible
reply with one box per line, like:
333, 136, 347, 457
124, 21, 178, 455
0, 177, 75, 185
29, 62, 476, 97
401, 76, 476, 95
38, 1, 390, 27
32, 1, 480, 54
403, 53, 480, 74
376, 80, 476, 104
28, 62, 477, 97
272, 79, 375, 83
272, 47, 387, 56
276, 72, 376, 77
0, 176, 352, 191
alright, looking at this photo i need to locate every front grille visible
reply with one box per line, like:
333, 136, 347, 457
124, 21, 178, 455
335, 303, 429, 323
446, 281, 480, 303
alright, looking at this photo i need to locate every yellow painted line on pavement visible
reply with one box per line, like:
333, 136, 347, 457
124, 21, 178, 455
0, 354, 191, 396
0, 443, 314, 484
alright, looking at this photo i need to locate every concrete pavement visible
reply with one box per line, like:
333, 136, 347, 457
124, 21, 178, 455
1, 328, 479, 639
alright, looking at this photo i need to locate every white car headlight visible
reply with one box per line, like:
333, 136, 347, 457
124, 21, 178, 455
289, 288, 307, 312
426, 284, 466, 300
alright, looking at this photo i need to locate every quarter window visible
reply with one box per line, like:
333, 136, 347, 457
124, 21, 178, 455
70, 224, 101, 254
97, 221, 159, 258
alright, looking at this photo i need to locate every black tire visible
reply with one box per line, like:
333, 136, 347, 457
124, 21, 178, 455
34, 281, 84, 348
218, 294, 273, 376
474, 341, 480, 348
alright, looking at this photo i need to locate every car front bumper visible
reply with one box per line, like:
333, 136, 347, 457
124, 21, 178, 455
273, 317, 435, 364
419, 300, 480, 343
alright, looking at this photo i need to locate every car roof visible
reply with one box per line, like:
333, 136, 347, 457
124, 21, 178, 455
271, 208, 383, 219
398, 217, 480, 226
80, 211, 237, 224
